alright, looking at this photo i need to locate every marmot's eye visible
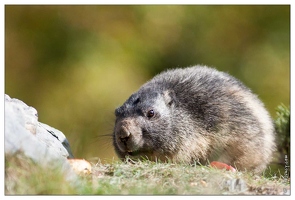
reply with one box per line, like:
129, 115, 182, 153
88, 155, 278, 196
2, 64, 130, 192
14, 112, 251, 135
147, 110, 154, 118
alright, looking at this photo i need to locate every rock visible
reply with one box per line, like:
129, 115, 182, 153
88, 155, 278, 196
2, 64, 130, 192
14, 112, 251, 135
36, 122, 74, 159
4, 94, 94, 182
5, 94, 74, 165
223, 178, 248, 194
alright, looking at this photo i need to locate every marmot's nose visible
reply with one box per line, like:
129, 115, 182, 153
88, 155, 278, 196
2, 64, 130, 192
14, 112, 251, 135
120, 136, 129, 144
119, 127, 130, 144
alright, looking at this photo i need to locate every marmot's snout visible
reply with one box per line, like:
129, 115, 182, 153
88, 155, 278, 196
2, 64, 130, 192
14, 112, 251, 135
114, 118, 144, 155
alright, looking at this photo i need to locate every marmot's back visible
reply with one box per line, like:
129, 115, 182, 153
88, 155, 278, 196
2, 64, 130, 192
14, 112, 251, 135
113, 65, 276, 174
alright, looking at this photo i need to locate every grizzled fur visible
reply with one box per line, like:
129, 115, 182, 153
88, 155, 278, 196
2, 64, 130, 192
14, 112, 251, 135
113, 65, 276, 174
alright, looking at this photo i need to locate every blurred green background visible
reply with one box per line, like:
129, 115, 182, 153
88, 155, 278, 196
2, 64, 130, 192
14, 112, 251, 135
5, 5, 290, 163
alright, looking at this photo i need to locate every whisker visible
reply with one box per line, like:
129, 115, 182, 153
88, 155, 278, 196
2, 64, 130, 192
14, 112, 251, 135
97, 133, 113, 138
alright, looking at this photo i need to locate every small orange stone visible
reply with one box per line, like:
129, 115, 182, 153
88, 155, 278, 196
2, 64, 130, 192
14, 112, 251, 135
67, 159, 92, 175
210, 161, 236, 172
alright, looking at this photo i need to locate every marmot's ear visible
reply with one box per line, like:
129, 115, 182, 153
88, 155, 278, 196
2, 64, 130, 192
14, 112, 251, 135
163, 90, 177, 107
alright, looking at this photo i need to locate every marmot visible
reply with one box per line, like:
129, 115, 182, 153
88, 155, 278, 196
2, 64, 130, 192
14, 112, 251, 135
113, 65, 276, 174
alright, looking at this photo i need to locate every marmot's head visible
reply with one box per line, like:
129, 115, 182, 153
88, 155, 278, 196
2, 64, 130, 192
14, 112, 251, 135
113, 87, 180, 161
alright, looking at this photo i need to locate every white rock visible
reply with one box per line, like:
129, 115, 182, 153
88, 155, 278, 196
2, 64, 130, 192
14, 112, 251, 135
5, 94, 74, 165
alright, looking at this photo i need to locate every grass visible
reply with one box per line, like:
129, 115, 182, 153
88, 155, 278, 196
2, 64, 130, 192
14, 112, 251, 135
5, 154, 290, 195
